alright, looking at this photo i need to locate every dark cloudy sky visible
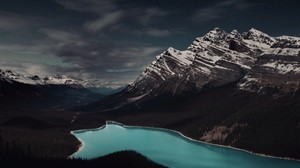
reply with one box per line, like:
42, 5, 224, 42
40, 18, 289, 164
0, 0, 299, 86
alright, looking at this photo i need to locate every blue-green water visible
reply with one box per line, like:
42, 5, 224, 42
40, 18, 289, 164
72, 122, 300, 168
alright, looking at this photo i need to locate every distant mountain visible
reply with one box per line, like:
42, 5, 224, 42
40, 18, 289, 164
0, 69, 94, 88
0, 69, 105, 115
86, 28, 300, 159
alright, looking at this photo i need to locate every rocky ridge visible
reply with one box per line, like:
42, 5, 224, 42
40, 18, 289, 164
0, 69, 93, 88
124, 28, 300, 102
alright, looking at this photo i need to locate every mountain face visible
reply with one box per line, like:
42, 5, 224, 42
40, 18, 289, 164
86, 28, 300, 159
0, 69, 93, 88
89, 28, 300, 110
116, 28, 300, 102
0, 69, 104, 114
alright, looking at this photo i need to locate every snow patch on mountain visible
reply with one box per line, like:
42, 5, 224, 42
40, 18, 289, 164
127, 27, 300, 96
0, 69, 95, 88
262, 62, 300, 74
166, 47, 194, 66
264, 48, 300, 56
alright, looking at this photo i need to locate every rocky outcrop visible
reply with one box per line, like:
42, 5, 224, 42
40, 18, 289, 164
238, 35, 300, 93
121, 28, 300, 104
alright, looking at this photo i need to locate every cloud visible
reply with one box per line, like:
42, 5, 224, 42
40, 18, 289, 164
0, 16, 165, 85
0, 10, 59, 31
192, 8, 222, 23
132, 27, 186, 37
0, 61, 57, 77
56, 0, 126, 33
56, 0, 170, 33
40, 29, 80, 42
191, 0, 254, 23
55, 41, 112, 64
0, 16, 27, 30
136, 7, 169, 25
49, 34, 164, 83
55, 39, 163, 69
0, 11, 31, 30
107, 46, 163, 68
144, 29, 172, 37
0, 42, 51, 55
55, 0, 120, 14
0, 1, 173, 86
132, 28, 172, 37
84, 11, 124, 33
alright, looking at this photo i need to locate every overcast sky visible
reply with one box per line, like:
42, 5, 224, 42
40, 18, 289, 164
0, 0, 300, 86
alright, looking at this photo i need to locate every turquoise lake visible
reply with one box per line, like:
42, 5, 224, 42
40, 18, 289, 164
72, 122, 300, 168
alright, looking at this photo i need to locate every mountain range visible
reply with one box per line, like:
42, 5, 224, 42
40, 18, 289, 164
0, 69, 95, 87
0, 68, 108, 119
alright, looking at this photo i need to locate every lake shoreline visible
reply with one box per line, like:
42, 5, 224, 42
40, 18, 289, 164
69, 133, 87, 158
70, 120, 300, 162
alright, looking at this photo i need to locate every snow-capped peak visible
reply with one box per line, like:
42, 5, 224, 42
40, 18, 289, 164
273, 35, 300, 48
203, 27, 227, 42
228, 29, 242, 39
115, 27, 300, 102
243, 28, 276, 46
0, 68, 95, 88
231, 29, 239, 35
166, 47, 194, 66
248, 28, 270, 38
44, 75, 79, 85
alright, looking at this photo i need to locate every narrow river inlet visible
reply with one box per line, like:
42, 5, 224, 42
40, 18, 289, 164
71, 122, 300, 168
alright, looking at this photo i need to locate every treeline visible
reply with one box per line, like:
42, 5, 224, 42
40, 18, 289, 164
0, 129, 166, 168
0, 147, 166, 168
0, 129, 32, 159
0, 127, 79, 159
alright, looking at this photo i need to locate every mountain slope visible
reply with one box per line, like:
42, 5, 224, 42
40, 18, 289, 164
0, 69, 93, 87
84, 28, 300, 159
0, 69, 104, 116
89, 28, 300, 110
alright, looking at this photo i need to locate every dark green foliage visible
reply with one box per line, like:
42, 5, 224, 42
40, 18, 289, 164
0, 127, 79, 159
0, 127, 165, 167
0, 150, 166, 168
1, 116, 50, 129
0, 80, 104, 114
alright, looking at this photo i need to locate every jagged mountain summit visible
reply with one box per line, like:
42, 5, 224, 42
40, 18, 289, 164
0, 69, 94, 88
123, 28, 300, 101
